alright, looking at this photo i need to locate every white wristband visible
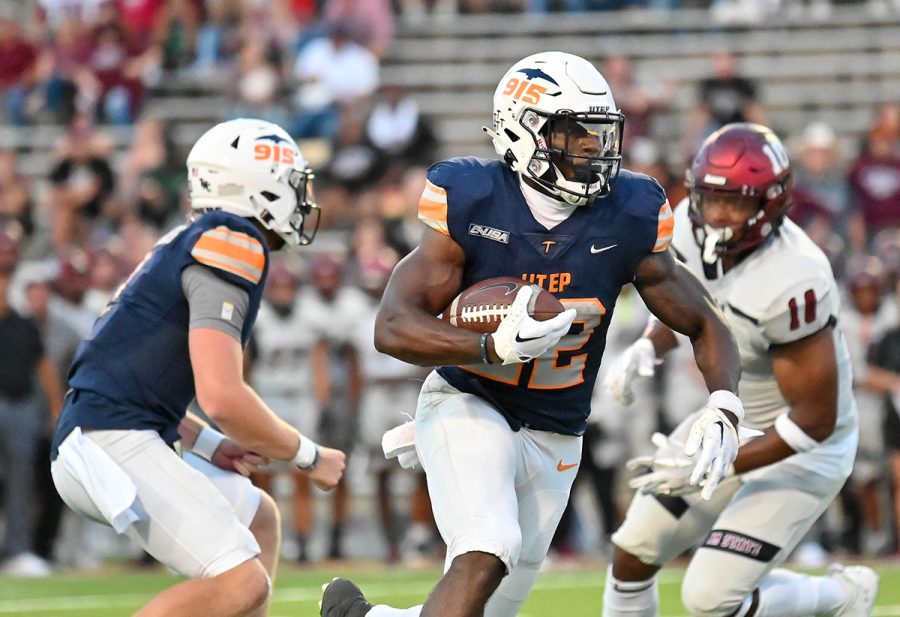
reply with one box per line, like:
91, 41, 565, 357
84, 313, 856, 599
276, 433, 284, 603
774, 413, 818, 453
707, 390, 744, 422
192, 426, 226, 461
292, 435, 320, 470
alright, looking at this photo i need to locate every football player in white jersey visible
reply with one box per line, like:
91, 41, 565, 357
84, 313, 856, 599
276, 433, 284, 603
249, 258, 322, 562
601, 123, 878, 617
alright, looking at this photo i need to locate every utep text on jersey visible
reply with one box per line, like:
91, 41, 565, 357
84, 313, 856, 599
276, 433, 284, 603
52, 211, 269, 457
419, 157, 672, 435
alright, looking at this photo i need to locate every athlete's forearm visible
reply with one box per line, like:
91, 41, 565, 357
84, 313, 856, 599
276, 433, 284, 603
690, 313, 742, 400
642, 317, 679, 358
200, 385, 302, 461
732, 426, 796, 474
375, 306, 490, 366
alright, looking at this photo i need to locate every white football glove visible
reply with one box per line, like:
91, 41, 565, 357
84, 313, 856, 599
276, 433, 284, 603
684, 391, 759, 501
491, 286, 577, 365
603, 337, 658, 406
627, 432, 701, 497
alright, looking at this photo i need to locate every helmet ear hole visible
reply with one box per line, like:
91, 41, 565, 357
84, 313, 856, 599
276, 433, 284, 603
260, 190, 279, 202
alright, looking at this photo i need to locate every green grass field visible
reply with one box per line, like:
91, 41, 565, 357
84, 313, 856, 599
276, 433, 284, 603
2, 560, 899, 617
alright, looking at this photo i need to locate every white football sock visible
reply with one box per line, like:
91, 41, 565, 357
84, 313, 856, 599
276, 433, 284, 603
485, 559, 542, 617
752, 569, 845, 617
602, 565, 659, 617
367, 605, 422, 617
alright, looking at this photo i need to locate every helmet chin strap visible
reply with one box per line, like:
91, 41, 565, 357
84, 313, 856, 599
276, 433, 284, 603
702, 225, 733, 264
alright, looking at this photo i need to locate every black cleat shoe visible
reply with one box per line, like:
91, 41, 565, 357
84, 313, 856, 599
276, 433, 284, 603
319, 578, 374, 617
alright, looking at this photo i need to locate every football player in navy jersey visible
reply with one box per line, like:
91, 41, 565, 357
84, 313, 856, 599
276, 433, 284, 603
321, 52, 749, 617
50, 119, 345, 617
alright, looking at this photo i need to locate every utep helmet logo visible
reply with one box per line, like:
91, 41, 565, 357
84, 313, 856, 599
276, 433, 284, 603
517, 68, 559, 86
256, 133, 290, 145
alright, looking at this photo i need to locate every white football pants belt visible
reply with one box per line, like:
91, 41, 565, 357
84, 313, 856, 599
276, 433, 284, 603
383, 420, 420, 469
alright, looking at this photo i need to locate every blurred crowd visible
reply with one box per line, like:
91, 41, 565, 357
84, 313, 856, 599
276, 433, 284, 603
0, 0, 899, 579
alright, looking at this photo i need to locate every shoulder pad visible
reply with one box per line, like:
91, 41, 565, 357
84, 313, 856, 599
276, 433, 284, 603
190, 224, 266, 286
419, 157, 505, 235
729, 232, 838, 344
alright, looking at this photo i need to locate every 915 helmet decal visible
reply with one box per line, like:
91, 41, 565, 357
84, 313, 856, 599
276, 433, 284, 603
485, 51, 625, 206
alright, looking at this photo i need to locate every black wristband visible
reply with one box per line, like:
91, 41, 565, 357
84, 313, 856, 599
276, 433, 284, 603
480, 332, 493, 364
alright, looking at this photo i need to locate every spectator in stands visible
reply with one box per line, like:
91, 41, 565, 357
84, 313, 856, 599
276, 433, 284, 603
228, 37, 286, 127
307, 253, 365, 559
290, 20, 379, 140
82, 9, 160, 124
366, 83, 438, 172
47, 112, 117, 251
119, 117, 184, 230
840, 257, 897, 555
33, 17, 93, 126
848, 116, 900, 251
625, 137, 685, 206
351, 232, 424, 562
395, 0, 460, 22
602, 54, 675, 145
322, 0, 394, 59
0, 150, 36, 247
20, 263, 83, 566
0, 227, 65, 577
36, 0, 108, 29
869, 281, 900, 555
50, 249, 99, 338
789, 121, 855, 257
83, 244, 126, 315
379, 166, 428, 258
155, 0, 202, 71
190, 0, 243, 74
0, 18, 40, 126
248, 256, 323, 563
683, 50, 765, 159
321, 108, 385, 194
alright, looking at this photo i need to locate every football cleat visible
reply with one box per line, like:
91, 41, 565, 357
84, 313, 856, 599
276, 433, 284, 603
320, 578, 373, 617
827, 563, 879, 617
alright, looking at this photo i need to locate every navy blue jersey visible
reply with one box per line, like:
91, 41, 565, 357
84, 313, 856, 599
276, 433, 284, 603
52, 211, 269, 456
419, 158, 672, 436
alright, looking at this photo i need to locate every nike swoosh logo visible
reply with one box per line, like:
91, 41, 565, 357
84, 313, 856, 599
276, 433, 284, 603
515, 333, 542, 343
557, 460, 578, 472
475, 282, 518, 296
591, 244, 617, 254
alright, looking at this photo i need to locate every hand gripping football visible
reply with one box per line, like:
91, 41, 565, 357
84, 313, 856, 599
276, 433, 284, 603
441, 276, 565, 333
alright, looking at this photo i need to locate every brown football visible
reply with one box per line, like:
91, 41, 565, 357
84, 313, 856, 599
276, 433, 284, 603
441, 276, 565, 333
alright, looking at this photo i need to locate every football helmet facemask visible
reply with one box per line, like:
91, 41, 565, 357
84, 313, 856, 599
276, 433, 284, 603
187, 118, 320, 248
485, 51, 624, 206
687, 123, 791, 264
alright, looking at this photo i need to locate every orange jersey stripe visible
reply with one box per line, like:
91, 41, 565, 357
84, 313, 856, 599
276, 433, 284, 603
653, 201, 674, 252
191, 227, 265, 284
418, 198, 449, 235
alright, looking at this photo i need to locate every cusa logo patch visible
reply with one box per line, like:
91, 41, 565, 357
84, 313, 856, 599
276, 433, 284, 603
469, 224, 510, 244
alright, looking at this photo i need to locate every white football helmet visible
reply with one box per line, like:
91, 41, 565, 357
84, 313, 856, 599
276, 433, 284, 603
186, 118, 320, 247
485, 51, 624, 206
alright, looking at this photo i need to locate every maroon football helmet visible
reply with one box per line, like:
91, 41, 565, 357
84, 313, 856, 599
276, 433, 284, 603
687, 123, 792, 262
